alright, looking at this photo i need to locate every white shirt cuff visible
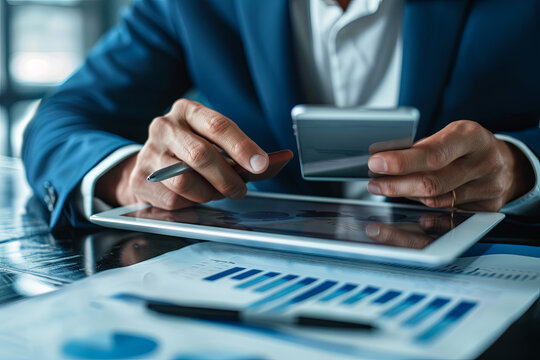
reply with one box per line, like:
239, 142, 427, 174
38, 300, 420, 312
76, 144, 142, 220
495, 134, 540, 215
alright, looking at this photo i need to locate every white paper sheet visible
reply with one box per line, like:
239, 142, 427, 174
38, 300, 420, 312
0, 242, 538, 360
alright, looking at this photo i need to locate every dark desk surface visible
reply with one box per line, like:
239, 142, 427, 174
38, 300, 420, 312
1, 156, 538, 359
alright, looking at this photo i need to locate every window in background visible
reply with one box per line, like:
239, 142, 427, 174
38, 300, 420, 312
0, 0, 132, 157
10, 3, 84, 86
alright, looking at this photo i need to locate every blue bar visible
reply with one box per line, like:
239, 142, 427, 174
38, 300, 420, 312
381, 294, 425, 318
416, 301, 477, 343
372, 290, 402, 304
235, 272, 280, 289
231, 269, 262, 280
402, 297, 450, 327
342, 286, 379, 305
464, 267, 479, 275
254, 274, 299, 293
273, 281, 338, 311
203, 267, 245, 281
319, 283, 358, 302
248, 277, 318, 309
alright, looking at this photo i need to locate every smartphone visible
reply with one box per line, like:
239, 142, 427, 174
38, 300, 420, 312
233, 149, 293, 182
291, 105, 419, 181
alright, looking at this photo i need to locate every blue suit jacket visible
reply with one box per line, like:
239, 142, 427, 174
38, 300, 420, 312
22, 0, 540, 229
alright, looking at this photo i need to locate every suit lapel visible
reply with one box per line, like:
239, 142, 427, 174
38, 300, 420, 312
399, 0, 472, 138
235, 0, 302, 150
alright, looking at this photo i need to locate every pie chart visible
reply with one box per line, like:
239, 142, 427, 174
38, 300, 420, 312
61, 331, 158, 359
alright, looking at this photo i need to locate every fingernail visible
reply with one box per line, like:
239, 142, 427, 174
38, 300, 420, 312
250, 154, 268, 173
366, 223, 380, 238
367, 182, 382, 195
369, 157, 387, 173
229, 188, 245, 200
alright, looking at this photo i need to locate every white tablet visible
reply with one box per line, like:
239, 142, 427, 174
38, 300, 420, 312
90, 192, 504, 267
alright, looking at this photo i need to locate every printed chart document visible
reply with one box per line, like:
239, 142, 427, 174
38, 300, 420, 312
0, 242, 538, 360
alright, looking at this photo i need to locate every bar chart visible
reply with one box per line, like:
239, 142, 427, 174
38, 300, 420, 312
203, 266, 478, 344
392, 262, 539, 281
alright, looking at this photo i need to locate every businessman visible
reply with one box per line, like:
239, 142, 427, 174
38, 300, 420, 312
23, 0, 540, 230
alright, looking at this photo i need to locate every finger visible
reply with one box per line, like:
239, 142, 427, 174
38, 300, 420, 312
133, 173, 195, 210
365, 222, 432, 249
417, 191, 454, 209
367, 157, 478, 198
418, 178, 505, 209
171, 99, 269, 174
368, 121, 489, 175
155, 122, 248, 200
458, 199, 505, 212
157, 153, 223, 203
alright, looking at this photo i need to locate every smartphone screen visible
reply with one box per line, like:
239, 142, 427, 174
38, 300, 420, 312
292, 106, 419, 180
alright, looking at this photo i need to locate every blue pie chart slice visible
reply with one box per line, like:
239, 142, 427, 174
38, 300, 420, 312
62, 331, 158, 359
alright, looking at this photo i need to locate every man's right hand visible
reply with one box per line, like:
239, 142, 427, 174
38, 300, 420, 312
95, 99, 269, 209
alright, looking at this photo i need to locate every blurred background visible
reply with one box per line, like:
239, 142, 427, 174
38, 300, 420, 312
0, 0, 132, 158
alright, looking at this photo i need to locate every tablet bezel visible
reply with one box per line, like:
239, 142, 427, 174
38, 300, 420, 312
90, 192, 504, 267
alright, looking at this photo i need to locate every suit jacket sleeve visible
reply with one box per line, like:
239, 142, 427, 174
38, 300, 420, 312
22, 0, 191, 230
500, 126, 540, 213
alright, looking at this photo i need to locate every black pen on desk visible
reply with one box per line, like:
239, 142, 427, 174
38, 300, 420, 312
146, 301, 376, 330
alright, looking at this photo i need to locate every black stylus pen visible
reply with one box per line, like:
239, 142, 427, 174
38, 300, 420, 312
146, 302, 375, 330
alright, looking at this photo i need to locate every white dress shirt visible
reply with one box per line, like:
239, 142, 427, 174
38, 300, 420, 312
77, 0, 540, 219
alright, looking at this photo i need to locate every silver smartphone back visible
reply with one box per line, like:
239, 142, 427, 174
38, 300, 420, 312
291, 105, 420, 181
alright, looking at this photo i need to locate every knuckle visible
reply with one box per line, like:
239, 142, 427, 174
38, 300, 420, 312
378, 182, 395, 197
173, 98, 192, 111
420, 174, 441, 197
488, 179, 506, 195
187, 101, 208, 121
489, 152, 506, 171
149, 116, 170, 137
185, 140, 213, 169
230, 137, 251, 157
206, 114, 231, 136
427, 146, 448, 168
455, 120, 480, 135
460, 120, 492, 145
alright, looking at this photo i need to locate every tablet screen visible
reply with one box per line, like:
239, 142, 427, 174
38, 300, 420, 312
121, 196, 472, 250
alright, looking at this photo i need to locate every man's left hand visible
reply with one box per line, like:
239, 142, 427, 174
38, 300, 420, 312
367, 120, 535, 212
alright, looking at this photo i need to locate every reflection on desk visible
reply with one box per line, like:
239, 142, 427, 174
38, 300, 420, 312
0, 156, 196, 305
